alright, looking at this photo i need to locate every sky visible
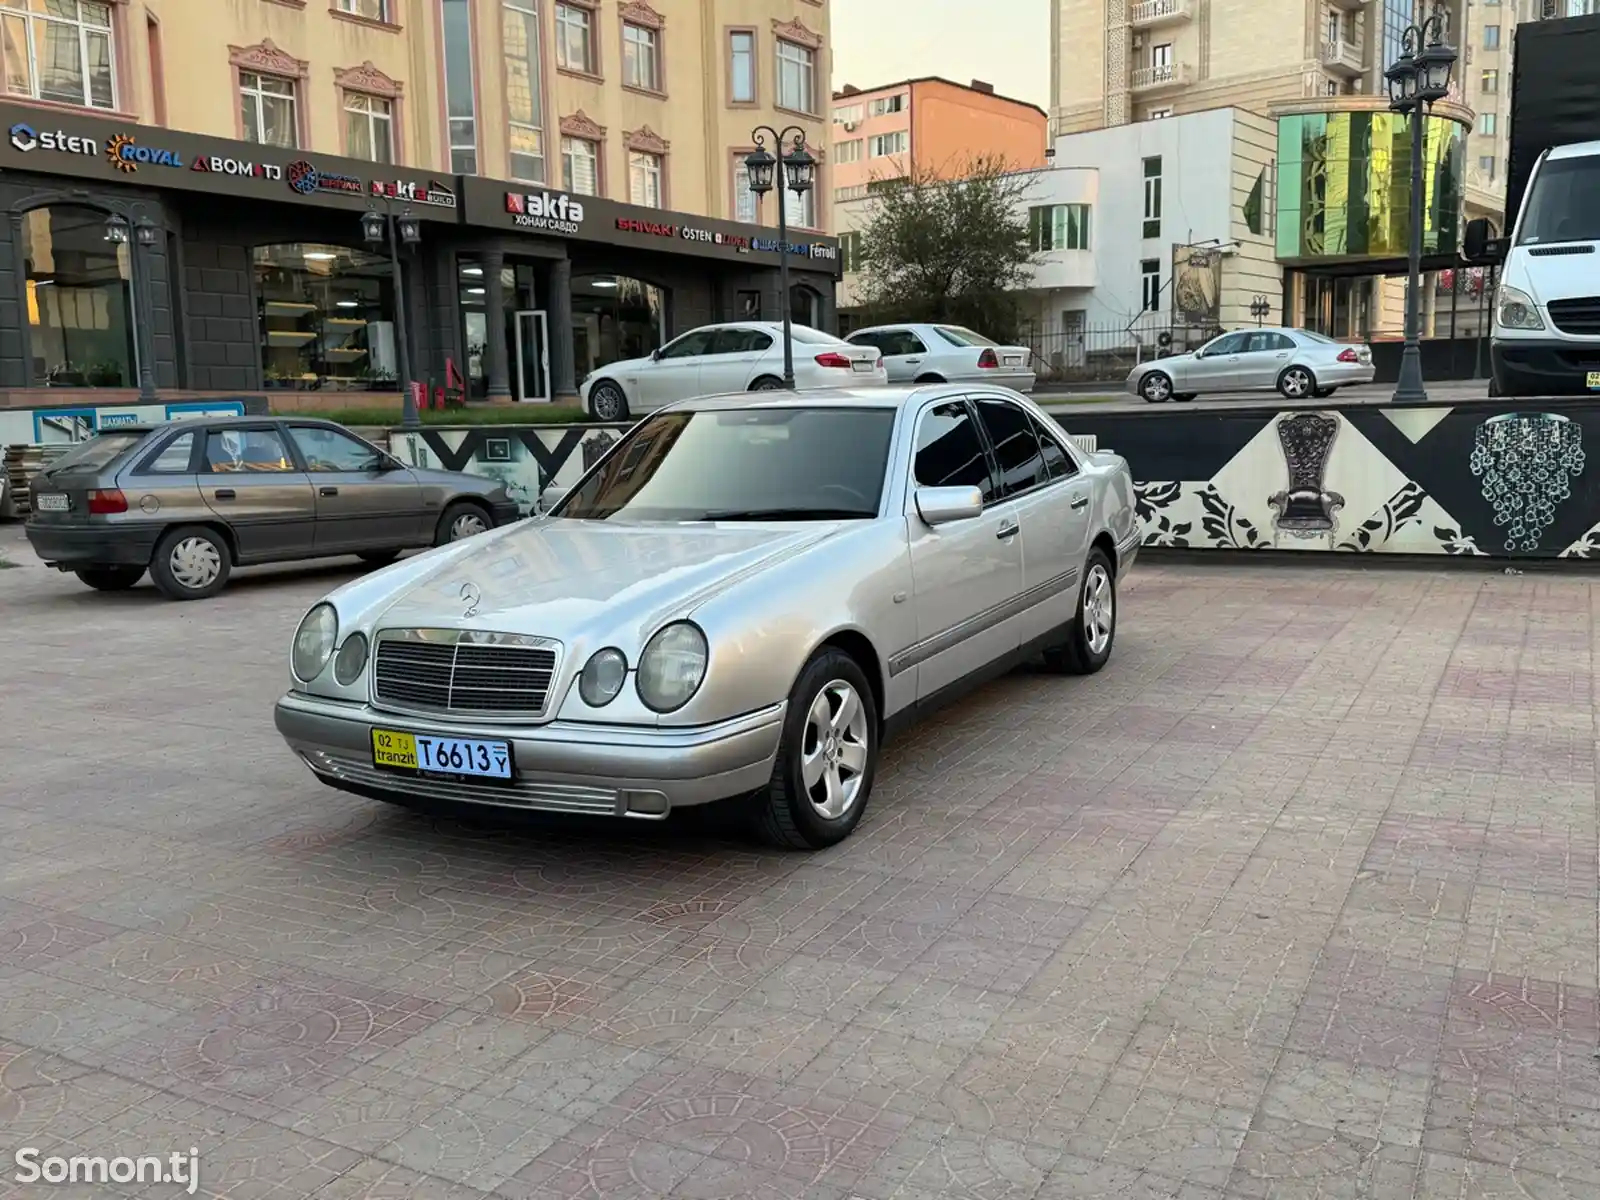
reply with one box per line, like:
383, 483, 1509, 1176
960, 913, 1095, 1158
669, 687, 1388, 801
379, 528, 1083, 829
829, 0, 1052, 111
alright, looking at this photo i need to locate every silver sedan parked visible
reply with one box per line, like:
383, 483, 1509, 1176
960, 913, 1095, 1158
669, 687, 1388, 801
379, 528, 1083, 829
275, 384, 1139, 849
1126, 327, 1375, 403
847, 323, 1036, 392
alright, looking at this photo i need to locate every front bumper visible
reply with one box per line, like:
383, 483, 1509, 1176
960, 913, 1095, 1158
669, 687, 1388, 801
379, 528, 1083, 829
25, 521, 161, 568
1492, 339, 1600, 396
975, 369, 1037, 392
490, 500, 522, 526
274, 691, 785, 818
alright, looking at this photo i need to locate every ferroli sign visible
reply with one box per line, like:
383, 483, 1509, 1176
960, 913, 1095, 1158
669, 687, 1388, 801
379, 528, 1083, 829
0, 105, 455, 221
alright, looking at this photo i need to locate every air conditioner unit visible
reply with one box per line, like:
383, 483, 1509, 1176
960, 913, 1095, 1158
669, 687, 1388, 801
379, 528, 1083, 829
1132, 33, 1144, 48
843, 121, 858, 131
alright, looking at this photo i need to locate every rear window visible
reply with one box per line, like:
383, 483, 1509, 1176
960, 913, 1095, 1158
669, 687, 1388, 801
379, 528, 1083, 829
47, 431, 145, 473
932, 325, 1000, 348
1294, 329, 1336, 344
788, 325, 839, 345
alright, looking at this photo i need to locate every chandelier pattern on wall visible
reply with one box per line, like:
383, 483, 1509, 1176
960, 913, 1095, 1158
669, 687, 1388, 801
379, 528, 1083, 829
1469, 413, 1585, 552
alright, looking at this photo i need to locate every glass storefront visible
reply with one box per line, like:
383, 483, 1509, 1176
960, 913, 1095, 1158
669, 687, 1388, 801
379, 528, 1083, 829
572, 274, 665, 378
254, 244, 395, 390
1276, 110, 1465, 264
20, 205, 137, 387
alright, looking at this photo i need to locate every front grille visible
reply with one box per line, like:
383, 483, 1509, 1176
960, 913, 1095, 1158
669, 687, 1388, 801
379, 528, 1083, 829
304, 751, 625, 815
373, 630, 560, 719
1547, 297, 1600, 336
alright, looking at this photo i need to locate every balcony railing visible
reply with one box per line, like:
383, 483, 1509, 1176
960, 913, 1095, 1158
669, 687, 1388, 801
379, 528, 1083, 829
1326, 0, 1369, 10
1319, 39, 1364, 75
1130, 62, 1193, 90
1129, 0, 1193, 26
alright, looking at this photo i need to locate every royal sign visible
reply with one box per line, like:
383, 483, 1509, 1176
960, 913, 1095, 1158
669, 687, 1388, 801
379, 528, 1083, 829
106, 133, 185, 172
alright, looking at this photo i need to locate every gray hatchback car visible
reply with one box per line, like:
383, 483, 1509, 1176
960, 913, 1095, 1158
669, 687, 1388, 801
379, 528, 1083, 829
25, 416, 518, 600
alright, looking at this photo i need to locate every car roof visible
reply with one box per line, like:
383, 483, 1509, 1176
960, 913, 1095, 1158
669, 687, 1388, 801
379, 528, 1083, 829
105, 414, 343, 437
666, 383, 1017, 413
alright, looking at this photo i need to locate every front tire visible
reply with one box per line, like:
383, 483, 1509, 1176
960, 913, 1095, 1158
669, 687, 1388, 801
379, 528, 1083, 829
588, 380, 629, 422
74, 565, 145, 591
358, 550, 400, 567
1042, 549, 1116, 675
1278, 365, 1316, 399
150, 526, 232, 601
1140, 371, 1174, 403
434, 501, 491, 547
756, 648, 879, 850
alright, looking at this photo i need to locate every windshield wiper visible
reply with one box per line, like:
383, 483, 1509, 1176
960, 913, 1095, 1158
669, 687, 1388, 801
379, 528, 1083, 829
699, 506, 876, 521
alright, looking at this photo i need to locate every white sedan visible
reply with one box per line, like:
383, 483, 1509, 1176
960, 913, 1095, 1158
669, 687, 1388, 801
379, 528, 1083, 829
579, 321, 886, 421
846, 323, 1036, 392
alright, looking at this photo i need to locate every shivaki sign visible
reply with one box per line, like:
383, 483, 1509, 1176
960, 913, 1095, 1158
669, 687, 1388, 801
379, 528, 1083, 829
505, 190, 584, 234
616, 217, 751, 252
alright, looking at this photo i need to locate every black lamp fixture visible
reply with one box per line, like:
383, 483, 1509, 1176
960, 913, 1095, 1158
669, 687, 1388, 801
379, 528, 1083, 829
1386, 1, 1457, 404
102, 213, 129, 245
1250, 295, 1271, 327
363, 200, 421, 428
103, 211, 158, 403
744, 126, 815, 389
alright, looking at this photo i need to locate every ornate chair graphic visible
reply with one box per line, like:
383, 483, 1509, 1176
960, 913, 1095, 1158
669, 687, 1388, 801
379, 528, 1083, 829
1269, 412, 1345, 548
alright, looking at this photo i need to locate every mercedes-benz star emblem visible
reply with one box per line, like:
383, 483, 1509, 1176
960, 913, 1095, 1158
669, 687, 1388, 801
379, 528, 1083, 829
459, 581, 481, 618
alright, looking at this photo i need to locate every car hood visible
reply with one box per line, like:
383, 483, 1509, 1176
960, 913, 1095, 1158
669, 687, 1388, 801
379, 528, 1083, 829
594, 355, 653, 378
1131, 353, 1195, 376
370, 518, 838, 645
407, 466, 503, 492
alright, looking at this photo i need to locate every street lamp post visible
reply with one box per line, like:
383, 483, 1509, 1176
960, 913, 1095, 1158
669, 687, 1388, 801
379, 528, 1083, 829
103, 212, 160, 403
1384, 1, 1457, 404
361, 199, 423, 428
1250, 295, 1271, 327
743, 127, 816, 389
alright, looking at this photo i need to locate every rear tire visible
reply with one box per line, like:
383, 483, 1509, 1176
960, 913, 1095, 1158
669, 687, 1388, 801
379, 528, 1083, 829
150, 526, 232, 601
434, 501, 491, 547
1140, 371, 1173, 403
358, 550, 400, 567
755, 647, 879, 850
1278, 365, 1316, 399
751, 376, 785, 391
1313, 385, 1336, 398
1041, 549, 1116, 676
74, 565, 144, 591
1174, 393, 1197, 403
914, 373, 946, 384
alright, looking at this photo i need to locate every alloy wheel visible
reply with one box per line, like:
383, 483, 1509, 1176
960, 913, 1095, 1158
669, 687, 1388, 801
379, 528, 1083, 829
449, 511, 489, 541
1142, 374, 1171, 402
1083, 564, 1114, 656
1282, 368, 1311, 398
169, 537, 221, 591
591, 385, 625, 420
800, 679, 869, 820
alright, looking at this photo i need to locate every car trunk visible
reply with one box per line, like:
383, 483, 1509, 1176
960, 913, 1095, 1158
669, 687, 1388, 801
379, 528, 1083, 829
27, 432, 144, 525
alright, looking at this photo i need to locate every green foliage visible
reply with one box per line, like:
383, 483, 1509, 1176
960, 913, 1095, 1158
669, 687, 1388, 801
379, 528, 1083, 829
852, 153, 1040, 342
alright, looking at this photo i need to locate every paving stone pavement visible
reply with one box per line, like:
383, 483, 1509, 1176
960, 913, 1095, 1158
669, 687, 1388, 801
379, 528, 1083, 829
0, 539, 1597, 1198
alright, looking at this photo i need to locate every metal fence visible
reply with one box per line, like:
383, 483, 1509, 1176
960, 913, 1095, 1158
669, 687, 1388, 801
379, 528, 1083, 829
1021, 322, 1223, 385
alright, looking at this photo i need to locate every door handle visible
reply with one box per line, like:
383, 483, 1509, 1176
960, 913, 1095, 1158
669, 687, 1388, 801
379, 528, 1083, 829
1071, 496, 1089, 511
905, 358, 921, 364
319, 486, 339, 497
996, 521, 1019, 540
213, 489, 235, 500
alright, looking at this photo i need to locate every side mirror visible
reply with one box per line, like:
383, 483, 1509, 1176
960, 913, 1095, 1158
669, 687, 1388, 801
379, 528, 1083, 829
650, 348, 663, 361
537, 485, 568, 515
1463, 217, 1506, 265
914, 484, 984, 527
376, 455, 401, 471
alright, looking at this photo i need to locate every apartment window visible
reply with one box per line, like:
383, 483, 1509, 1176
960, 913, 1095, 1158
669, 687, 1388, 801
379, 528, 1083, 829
869, 94, 905, 116
563, 136, 598, 194
868, 130, 907, 158
1151, 43, 1173, 74
729, 29, 754, 103
556, 2, 596, 74
1479, 155, 1497, 179
623, 22, 660, 92
629, 150, 663, 207
1141, 259, 1161, 312
1326, 9, 1341, 42
835, 138, 862, 164
1142, 156, 1162, 239
344, 93, 393, 163
442, 0, 477, 173
834, 103, 863, 124
1148, 107, 1172, 119
1478, 112, 1497, 135
1325, 79, 1340, 96
1483, 25, 1500, 48
1029, 204, 1091, 252
840, 231, 862, 273
505, 0, 546, 182
335, 0, 389, 19
784, 182, 816, 230
1481, 69, 1498, 93
240, 72, 298, 149
0, 0, 116, 110
734, 155, 758, 221
776, 38, 815, 114
834, 183, 868, 202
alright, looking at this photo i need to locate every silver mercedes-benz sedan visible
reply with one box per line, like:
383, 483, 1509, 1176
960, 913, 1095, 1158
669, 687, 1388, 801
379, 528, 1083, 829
1126, 326, 1375, 403
274, 384, 1139, 849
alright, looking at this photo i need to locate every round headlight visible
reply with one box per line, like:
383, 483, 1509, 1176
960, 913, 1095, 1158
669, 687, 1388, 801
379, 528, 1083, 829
636, 622, 708, 713
291, 603, 338, 683
579, 647, 628, 707
333, 632, 369, 686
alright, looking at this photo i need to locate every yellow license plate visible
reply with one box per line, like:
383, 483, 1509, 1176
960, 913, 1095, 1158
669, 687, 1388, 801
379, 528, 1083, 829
1587, 372, 1600, 389
372, 728, 418, 769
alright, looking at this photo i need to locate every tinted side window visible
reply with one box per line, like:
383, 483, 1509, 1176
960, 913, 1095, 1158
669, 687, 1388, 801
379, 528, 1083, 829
976, 399, 1047, 495
1029, 414, 1076, 479
139, 431, 196, 474
203, 428, 294, 473
289, 425, 385, 471
660, 330, 714, 359
1271, 332, 1296, 351
1207, 332, 1247, 355
848, 332, 884, 351
746, 330, 774, 352
913, 401, 994, 501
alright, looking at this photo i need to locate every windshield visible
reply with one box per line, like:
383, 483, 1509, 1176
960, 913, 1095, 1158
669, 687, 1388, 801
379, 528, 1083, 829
1517, 155, 1600, 246
932, 325, 1000, 348
46, 431, 145, 473
556, 407, 896, 522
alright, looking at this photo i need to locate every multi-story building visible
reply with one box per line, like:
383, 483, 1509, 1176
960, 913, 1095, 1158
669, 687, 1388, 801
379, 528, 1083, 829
0, 0, 839, 409
830, 76, 1047, 318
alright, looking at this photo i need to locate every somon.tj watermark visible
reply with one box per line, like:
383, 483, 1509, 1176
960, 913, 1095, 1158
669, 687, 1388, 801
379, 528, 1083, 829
13, 1147, 199, 1194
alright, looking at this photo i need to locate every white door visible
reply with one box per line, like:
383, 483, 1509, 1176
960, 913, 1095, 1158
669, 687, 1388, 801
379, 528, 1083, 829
639, 328, 715, 408
1232, 330, 1295, 389
513, 310, 550, 403
880, 328, 931, 382
700, 327, 773, 392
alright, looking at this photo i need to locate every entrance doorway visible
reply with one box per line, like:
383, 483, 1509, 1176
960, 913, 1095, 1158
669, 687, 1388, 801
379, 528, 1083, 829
513, 309, 550, 403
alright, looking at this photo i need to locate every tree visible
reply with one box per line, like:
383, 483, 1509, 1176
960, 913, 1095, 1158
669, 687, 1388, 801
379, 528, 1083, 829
853, 153, 1040, 341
